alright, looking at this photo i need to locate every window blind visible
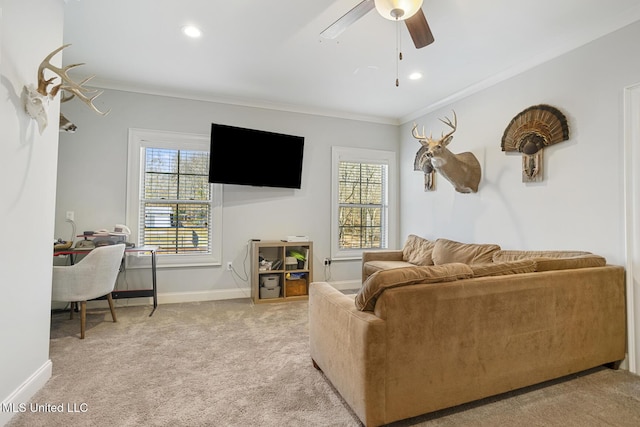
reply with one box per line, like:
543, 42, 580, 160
140, 148, 212, 255
337, 161, 388, 250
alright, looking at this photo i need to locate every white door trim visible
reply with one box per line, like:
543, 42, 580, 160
623, 82, 640, 374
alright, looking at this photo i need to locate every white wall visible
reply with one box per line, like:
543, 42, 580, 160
55, 90, 398, 300
0, 0, 62, 423
400, 20, 640, 267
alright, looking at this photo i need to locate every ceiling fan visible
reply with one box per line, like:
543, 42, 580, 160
320, 0, 434, 49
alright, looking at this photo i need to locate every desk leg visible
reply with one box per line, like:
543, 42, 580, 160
150, 250, 158, 317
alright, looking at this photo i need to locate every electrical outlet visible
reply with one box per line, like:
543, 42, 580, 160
65, 211, 74, 221
227, 261, 233, 271
323, 258, 331, 266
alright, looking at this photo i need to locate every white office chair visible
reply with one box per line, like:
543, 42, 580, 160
52, 244, 125, 339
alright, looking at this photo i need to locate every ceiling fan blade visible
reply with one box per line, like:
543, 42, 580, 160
405, 8, 435, 49
320, 0, 376, 40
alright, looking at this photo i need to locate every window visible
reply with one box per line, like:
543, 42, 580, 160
127, 129, 222, 267
331, 147, 396, 259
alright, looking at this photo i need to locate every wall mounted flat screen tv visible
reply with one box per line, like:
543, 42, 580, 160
208, 123, 305, 189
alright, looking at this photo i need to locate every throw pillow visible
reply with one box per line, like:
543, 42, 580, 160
355, 263, 474, 311
432, 238, 501, 265
402, 235, 436, 266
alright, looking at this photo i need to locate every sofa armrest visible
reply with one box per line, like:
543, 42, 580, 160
363, 249, 404, 263
362, 250, 404, 282
309, 282, 387, 427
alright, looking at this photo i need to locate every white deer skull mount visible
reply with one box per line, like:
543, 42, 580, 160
22, 44, 110, 134
23, 84, 50, 134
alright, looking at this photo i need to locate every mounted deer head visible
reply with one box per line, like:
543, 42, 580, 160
412, 111, 481, 193
23, 44, 110, 134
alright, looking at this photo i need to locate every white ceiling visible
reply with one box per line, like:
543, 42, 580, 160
62, 0, 640, 124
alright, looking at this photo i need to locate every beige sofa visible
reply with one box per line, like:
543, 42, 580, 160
309, 236, 626, 427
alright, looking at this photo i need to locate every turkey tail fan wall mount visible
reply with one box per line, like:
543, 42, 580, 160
501, 104, 570, 183
501, 105, 569, 155
320, 0, 435, 49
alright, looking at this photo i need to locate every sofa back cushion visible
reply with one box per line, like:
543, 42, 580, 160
534, 255, 606, 271
492, 250, 592, 262
355, 263, 473, 311
492, 250, 606, 272
432, 238, 501, 265
469, 259, 537, 277
402, 235, 436, 266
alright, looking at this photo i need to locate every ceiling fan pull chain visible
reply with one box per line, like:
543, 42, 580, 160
395, 18, 401, 87
399, 17, 403, 61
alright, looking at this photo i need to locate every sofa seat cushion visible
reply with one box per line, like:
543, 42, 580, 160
402, 235, 436, 266
432, 238, 501, 265
470, 259, 537, 277
355, 263, 474, 311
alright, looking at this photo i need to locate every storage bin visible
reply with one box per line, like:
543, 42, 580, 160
260, 275, 280, 288
260, 274, 281, 299
260, 285, 281, 299
285, 279, 307, 296
285, 256, 298, 270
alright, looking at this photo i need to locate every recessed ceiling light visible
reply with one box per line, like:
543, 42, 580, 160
409, 72, 423, 80
182, 25, 202, 38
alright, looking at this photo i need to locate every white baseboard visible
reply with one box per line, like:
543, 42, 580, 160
80, 288, 252, 310
158, 282, 361, 302
158, 288, 252, 304
156, 283, 358, 304
1, 360, 52, 426
110, 288, 252, 308
85, 282, 358, 310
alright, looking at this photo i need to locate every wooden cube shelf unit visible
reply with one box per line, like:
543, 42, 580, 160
251, 240, 313, 304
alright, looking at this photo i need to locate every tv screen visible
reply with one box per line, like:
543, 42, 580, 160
208, 123, 305, 189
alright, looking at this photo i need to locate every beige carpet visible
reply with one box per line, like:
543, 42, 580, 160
7, 298, 640, 426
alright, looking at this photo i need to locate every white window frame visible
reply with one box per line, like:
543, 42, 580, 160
126, 128, 223, 268
331, 146, 397, 260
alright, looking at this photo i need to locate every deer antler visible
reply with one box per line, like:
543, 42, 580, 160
411, 123, 427, 140
37, 44, 110, 115
438, 110, 457, 143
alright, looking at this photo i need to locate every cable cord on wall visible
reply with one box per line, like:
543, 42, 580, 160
230, 242, 250, 282
228, 241, 252, 303
324, 264, 332, 281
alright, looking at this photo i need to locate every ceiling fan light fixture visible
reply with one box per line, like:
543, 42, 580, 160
374, 0, 423, 21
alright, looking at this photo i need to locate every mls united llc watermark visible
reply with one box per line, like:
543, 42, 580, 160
2, 402, 88, 413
